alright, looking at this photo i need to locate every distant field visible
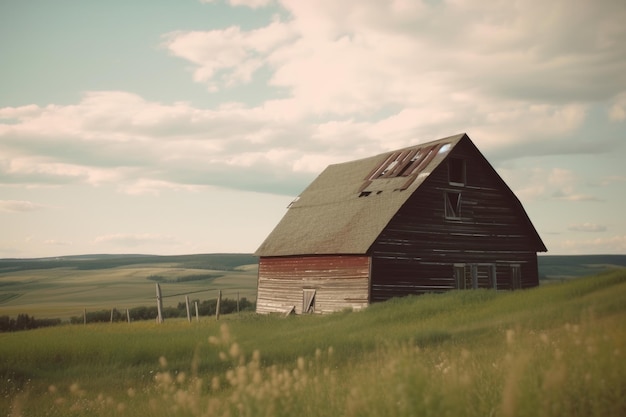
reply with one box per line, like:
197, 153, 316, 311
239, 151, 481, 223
538, 254, 626, 280
0, 254, 258, 320
1, 253, 624, 320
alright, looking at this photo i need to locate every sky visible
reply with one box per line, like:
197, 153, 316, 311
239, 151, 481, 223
0, 0, 624, 258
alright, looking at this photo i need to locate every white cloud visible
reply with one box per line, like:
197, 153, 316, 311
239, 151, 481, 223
1, 0, 625, 200
568, 223, 607, 233
609, 92, 626, 121
0, 200, 45, 213
502, 167, 602, 203
163, 19, 296, 91
200, 0, 273, 7
43, 239, 72, 246
0, 104, 40, 120
94, 233, 180, 248
118, 179, 206, 196
162, 0, 624, 146
561, 235, 626, 254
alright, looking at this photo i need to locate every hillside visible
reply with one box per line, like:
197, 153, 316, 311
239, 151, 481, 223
0, 254, 259, 320
1, 253, 624, 320
538, 254, 626, 279
0, 253, 258, 273
1, 269, 625, 416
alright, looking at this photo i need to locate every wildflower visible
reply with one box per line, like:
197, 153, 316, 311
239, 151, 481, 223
506, 329, 515, 346
229, 342, 241, 359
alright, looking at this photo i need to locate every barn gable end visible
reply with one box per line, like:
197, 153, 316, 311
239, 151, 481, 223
255, 133, 546, 314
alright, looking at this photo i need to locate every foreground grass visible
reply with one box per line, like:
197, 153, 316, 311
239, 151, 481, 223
1, 269, 625, 416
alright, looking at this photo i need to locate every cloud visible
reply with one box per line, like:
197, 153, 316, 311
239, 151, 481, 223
501, 167, 602, 203
162, 19, 296, 91
0, 200, 45, 213
561, 235, 626, 254
179, 0, 626, 106
200, 0, 273, 8
1, 0, 625, 199
43, 239, 72, 246
568, 223, 607, 233
94, 233, 180, 248
609, 92, 626, 121
163, 0, 625, 148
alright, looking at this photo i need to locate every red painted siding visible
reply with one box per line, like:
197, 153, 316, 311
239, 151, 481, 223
257, 255, 370, 314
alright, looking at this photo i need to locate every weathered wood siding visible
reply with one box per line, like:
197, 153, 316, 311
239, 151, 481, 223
256, 255, 370, 314
370, 139, 541, 301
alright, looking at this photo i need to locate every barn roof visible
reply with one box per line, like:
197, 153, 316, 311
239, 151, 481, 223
255, 133, 545, 257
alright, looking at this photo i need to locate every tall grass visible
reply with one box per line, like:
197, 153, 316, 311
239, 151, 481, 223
2, 269, 625, 416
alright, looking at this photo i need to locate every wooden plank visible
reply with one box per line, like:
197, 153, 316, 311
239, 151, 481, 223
257, 255, 370, 314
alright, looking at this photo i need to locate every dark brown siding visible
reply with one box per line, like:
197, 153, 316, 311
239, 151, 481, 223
257, 255, 370, 314
370, 139, 541, 301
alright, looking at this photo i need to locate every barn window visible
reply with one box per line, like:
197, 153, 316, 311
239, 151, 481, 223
302, 289, 316, 314
448, 157, 466, 185
445, 192, 462, 219
470, 264, 496, 289
511, 265, 521, 290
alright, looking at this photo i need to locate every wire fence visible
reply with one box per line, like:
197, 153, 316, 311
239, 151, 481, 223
0, 287, 257, 331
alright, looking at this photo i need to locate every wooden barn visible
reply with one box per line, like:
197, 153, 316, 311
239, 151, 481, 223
255, 133, 547, 314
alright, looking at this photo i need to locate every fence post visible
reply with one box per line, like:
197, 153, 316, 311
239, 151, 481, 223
156, 283, 164, 323
83, 308, 87, 325
216, 290, 222, 321
110, 308, 115, 323
237, 292, 240, 314
194, 301, 199, 322
126, 309, 131, 324
185, 296, 191, 323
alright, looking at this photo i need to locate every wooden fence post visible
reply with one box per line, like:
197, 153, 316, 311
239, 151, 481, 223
156, 283, 164, 323
110, 308, 115, 323
194, 301, 199, 322
126, 309, 131, 323
83, 308, 87, 325
237, 292, 240, 314
215, 290, 222, 321
185, 296, 191, 323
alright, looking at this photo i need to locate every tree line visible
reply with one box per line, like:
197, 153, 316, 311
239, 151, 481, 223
0, 314, 62, 332
0, 297, 255, 332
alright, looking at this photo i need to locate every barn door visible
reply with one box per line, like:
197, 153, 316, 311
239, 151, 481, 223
302, 289, 316, 314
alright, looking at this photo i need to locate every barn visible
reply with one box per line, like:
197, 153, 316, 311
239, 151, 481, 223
255, 133, 547, 314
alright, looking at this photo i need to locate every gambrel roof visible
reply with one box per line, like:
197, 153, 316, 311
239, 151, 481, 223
256, 133, 546, 257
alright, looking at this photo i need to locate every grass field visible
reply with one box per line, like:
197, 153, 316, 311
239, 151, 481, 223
1, 268, 625, 416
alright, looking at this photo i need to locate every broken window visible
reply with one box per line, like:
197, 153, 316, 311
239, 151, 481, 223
469, 264, 496, 289
445, 192, 461, 219
448, 157, 466, 185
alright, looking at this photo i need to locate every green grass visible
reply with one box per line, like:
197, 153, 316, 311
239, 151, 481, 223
1, 269, 625, 416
